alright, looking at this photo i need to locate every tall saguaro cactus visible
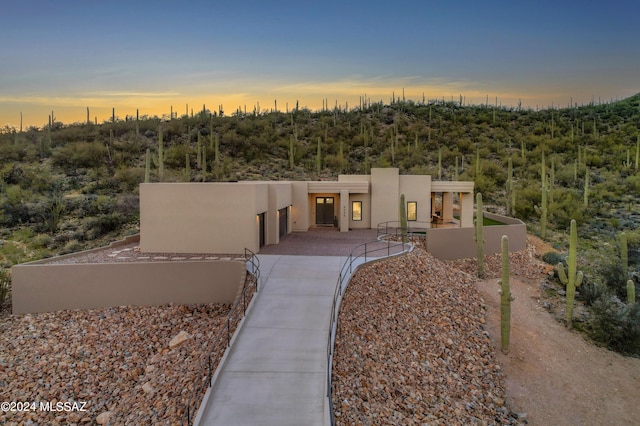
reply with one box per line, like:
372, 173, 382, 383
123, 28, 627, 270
474, 192, 485, 278
400, 193, 408, 243
627, 280, 636, 306
316, 136, 322, 175
620, 232, 628, 278
152, 127, 166, 182
557, 219, 584, 329
506, 157, 515, 216
144, 148, 151, 183
583, 168, 589, 208
499, 235, 513, 354
535, 152, 548, 239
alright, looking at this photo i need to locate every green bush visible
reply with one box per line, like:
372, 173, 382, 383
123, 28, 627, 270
588, 298, 640, 355
598, 260, 628, 301
542, 251, 565, 265
51, 141, 107, 171
86, 213, 125, 239
577, 276, 606, 306
0, 267, 10, 306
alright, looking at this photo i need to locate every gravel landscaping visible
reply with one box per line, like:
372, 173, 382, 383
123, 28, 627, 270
0, 303, 231, 425
332, 247, 522, 425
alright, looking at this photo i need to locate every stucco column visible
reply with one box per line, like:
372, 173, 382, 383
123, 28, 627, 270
460, 192, 474, 227
431, 193, 436, 215
340, 190, 349, 232
442, 192, 454, 222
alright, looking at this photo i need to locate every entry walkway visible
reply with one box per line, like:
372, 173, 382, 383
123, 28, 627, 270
197, 254, 344, 426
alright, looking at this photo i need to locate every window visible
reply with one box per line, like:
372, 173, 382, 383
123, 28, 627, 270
352, 201, 362, 221
407, 201, 417, 221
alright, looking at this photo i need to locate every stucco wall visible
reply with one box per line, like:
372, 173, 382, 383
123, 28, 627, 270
291, 182, 310, 231
140, 183, 264, 253
399, 175, 431, 224
12, 260, 246, 314
425, 213, 527, 260
348, 193, 371, 229
371, 168, 400, 226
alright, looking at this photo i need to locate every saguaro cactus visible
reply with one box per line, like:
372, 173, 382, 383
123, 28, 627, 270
152, 126, 166, 182
583, 168, 589, 208
535, 152, 548, 239
185, 153, 190, 182
474, 192, 485, 278
316, 137, 322, 175
506, 157, 514, 216
498, 235, 513, 354
400, 193, 408, 243
557, 219, 584, 328
627, 280, 636, 306
144, 148, 151, 183
620, 232, 628, 278
289, 134, 296, 169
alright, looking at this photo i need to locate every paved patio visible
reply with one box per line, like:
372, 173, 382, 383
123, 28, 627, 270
258, 227, 380, 256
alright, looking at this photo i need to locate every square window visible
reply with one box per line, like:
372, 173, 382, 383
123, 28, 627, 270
352, 201, 362, 221
407, 202, 417, 221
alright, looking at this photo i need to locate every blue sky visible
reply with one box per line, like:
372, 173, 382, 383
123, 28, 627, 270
1, 0, 639, 128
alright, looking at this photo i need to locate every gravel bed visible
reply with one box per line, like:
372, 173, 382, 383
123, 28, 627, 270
445, 236, 549, 281
44, 243, 244, 264
332, 247, 521, 425
0, 303, 231, 425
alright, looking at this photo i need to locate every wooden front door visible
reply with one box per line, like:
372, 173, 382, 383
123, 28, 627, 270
315, 197, 334, 225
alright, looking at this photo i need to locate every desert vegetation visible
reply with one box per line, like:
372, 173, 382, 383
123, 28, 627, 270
0, 93, 639, 353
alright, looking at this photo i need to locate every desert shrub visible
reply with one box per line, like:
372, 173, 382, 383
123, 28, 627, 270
51, 141, 107, 171
86, 213, 126, 239
30, 233, 53, 249
577, 276, 606, 306
548, 191, 585, 228
514, 184, 540, 220
0, 267, 10, 306
93, 194, 115, 214
113, 167, 145, 192
164, 144, 192, 169
41, 197, 66, 234
61, 239, 84, 255
542, 251, 564, 265
472, 174, 497, 200
588, 298, 640, 355
599, 260, 628, 301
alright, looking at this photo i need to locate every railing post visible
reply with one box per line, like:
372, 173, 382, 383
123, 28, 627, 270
208, 355, 212, 386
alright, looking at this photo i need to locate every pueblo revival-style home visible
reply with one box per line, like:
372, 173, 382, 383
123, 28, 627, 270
13, 167, 527, 314
140, 168, 475, 254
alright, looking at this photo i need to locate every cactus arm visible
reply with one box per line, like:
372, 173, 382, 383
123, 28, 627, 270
557, 262, 569, 285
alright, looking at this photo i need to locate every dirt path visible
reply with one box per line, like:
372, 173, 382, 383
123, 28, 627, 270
475, 273, 640, 425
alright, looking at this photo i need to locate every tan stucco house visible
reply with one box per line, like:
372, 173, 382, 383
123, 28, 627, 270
140, 168, 475, 254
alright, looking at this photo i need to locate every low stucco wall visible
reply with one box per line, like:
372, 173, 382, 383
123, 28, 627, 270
425, 212, 527, 260
12, 260, 246, 314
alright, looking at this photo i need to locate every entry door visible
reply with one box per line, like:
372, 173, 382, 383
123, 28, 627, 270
315, 197, 334, 225
258, 212, 265, 247
278, 207, 288, 238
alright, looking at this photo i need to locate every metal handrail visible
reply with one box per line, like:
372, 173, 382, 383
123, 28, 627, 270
376, 220, 431, 238
325, 236, 414, 425
181, 249, 260, 426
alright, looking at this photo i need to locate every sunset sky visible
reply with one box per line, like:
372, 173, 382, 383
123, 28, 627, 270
1, 0, 639, 128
